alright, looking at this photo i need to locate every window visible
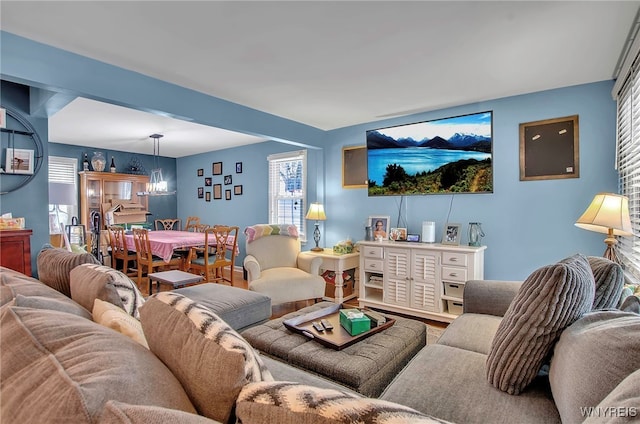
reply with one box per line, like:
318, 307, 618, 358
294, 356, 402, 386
268, 150, 307, 241
48, 156, 78, 234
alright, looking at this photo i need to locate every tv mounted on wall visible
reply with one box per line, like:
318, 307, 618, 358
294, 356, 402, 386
366, 111, 493, 196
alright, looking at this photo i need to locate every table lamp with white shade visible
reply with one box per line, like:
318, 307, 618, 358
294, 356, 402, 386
575, 193, 633, 264
306, 203, 326, 252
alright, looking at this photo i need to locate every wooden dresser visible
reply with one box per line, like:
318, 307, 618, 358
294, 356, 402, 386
0, 229, 33, 276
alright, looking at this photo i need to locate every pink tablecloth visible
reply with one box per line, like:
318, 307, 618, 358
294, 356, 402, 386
124, 230, 238, 263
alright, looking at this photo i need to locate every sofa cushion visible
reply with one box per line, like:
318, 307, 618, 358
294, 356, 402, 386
92, 299, 148, 348
99, 401, 219, 424
549, 310, 640, 424
0, 306, 196, 423
582, 369, 640, 423
588, 256, 624, 310
436, 313, 502, 355
486, 254, 595, 395
381, 344, 561, 424
70, 264, 145, 318
139, 292, 273, 424
620, 294, 640, 313
14, 293, 92, 320
236, 381, 448, 424
36, 246, 100, 297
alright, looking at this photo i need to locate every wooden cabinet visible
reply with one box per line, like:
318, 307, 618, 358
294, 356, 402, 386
358, 241, 486, 323
0, 229, 33, 276
79, 171, 149, 231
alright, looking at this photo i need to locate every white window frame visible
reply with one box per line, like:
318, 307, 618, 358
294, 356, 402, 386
267, 150, 307, 241
48, 156, 78, 234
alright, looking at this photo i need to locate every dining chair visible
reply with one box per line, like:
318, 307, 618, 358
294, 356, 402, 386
186, 225, 239, 285
132, 228, 182, 289
154, 218, 181, 231
107, 225, 137, 276
184, 216, 201, 231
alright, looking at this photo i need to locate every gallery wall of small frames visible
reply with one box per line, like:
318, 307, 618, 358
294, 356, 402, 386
197, 161, 243, 202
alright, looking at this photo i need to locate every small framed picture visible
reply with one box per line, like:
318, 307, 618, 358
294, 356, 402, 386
236, 162, 243, 173
197, 168, 204, 177
442, 223, 461, 245
368, 215, 390, 241
204, 177, 212, 186
234, 185, 243, 195
197, 187, 204, 199
212, 162, 223, 175
224, 175, 232, 185
213, 184, 222, 199
205, 191, 211, 202
225, 189, 232, 200
390, 227, 407, 241
5, 148, 34, 174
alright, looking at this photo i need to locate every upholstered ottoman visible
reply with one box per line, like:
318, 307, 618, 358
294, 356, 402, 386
174, 283, 271, 332
241, 302, 426, 397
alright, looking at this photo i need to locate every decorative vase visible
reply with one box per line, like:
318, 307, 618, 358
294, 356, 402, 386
91, 152, 106, 172
468, 222, 485, 247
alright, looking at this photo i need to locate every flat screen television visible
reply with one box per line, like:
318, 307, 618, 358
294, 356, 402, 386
366, 111, 493, 196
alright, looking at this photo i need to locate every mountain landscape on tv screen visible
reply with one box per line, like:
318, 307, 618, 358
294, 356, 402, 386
366, 131, 491, 153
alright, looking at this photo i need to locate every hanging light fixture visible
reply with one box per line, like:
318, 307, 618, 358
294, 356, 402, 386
138, 134, 176, 196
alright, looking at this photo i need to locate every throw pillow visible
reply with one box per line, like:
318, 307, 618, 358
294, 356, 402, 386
620, 294, 640, 314
92, 299, 149, 348
236, 381, 449, 424
486, 254, 595, 395
139, 292, 273, 424
14, 294, 92, 320
70, 264, 145, 319
587, 256, 624, 310
549, 310, 640, 423
36, 246, 100, 297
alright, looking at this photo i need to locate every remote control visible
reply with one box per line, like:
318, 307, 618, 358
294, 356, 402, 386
321, 319, 334, 331
312, 321, 324, 332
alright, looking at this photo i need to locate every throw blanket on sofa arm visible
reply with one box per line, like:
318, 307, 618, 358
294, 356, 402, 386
244, 224, 299, 243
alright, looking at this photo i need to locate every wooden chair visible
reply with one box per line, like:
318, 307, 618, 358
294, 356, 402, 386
107, 225, 137, 276
132, 228, 182, 288
186, 225, 239, 285
184, 216, 201, 231
155, 218, 181, 231
194, 224, 211, 233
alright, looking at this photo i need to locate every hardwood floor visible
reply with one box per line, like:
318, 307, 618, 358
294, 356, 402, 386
143, 266, 448, 328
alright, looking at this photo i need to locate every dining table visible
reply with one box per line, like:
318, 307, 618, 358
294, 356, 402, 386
124, 230, 238, 263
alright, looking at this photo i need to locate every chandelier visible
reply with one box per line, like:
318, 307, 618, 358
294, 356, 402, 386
138, 134, 176, 196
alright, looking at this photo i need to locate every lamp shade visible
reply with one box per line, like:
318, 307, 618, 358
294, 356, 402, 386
575, 193, 633, 236
305, 203, 326, 221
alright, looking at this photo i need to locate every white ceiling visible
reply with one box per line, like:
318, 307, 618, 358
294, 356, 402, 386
2, 1, 639, 158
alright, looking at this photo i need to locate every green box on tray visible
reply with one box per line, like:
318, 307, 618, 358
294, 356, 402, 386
339, 309, 371, 336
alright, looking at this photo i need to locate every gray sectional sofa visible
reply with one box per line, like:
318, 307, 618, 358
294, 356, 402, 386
1, 248, 639, 423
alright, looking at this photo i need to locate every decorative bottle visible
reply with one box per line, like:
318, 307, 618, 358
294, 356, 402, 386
468, 222, 485, 247
83, 153, 89, 171
110, 156, 116, 173
91, 152, 106, 172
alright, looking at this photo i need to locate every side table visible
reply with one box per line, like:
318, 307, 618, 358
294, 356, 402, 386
147, 270, 203, 295
300, 248, 360, 304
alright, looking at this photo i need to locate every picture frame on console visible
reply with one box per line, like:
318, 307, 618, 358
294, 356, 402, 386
369, 215, 390, 240
390, 227, 407, 241
442, 223, 461, 245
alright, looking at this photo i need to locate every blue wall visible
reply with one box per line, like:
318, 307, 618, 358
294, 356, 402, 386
1, 31, 617, 280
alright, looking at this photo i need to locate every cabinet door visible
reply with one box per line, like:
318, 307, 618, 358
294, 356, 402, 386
411, 250, 442, 312
384, 248, 410, 306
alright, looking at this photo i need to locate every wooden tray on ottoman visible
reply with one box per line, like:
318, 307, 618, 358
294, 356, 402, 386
283, 303, 395, 350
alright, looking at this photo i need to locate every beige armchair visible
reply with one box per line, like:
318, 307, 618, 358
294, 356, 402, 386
243, 228, 325, 305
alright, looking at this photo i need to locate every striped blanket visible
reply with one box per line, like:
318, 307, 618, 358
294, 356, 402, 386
244, 224, 299, 243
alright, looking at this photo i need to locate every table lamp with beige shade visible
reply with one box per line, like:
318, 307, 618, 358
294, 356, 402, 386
575, 193, 634, 264
306, 203, 326, 252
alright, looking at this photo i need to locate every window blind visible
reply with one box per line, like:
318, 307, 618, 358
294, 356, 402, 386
616, 58, 640, 280
267, 150, 307, 241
